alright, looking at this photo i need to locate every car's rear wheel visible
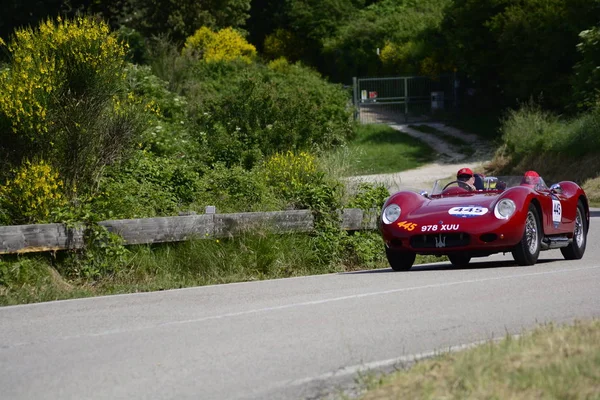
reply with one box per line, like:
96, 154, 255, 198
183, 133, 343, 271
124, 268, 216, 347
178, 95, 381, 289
448, 253, 471, 267
561, 201, 587, 260
385, 248, 416, 271
512, 204, 541, 266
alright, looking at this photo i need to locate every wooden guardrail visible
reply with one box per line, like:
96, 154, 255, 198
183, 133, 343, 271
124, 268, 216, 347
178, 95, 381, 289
0, 208, 379, 255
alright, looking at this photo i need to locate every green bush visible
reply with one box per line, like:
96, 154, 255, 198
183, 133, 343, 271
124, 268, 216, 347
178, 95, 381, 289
195, 163, 280, 213
341, 231, 386, 268
125, 64, 202, 160
347, 182, 390, 211
91, 151, 201, 219
57, 223, 129, 281
186, 59, 355, 168
499, 101, 565, 162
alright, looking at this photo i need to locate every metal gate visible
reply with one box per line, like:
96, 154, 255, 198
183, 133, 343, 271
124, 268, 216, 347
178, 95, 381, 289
353, 75, 456, 124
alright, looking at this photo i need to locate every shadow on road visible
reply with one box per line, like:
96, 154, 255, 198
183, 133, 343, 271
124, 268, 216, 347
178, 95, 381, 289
590, 210, 600, 218
344, 258, 562, 274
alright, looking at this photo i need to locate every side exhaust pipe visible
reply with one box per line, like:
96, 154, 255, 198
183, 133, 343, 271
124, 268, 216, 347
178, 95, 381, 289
541, 236, 571, 250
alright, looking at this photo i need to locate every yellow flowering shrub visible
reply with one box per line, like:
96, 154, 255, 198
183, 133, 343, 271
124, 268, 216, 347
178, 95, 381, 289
0, 160, 67, 224
262, 151, 319, 202
183, 27, 256, 63
0, 16, 127, 140
379, 40, 422, 74
267, 57, 291, 73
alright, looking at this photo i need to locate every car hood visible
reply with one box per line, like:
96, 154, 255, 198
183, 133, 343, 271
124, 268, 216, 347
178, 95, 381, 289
406, 193, 500, 219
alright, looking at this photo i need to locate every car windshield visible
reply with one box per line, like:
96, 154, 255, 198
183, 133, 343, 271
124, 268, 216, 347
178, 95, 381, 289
431, 175, 549, 195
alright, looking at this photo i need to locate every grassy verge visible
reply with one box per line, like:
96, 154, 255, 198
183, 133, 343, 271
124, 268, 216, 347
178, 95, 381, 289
340, 124, 435, 176
359, 319, 600, 400
0, 232, 447, 306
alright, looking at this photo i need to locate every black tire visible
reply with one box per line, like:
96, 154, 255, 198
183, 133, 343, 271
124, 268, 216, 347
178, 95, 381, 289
512, 204, 541, 266
561, 201, 587, 260
385, 247, 416, 271
448, 253, 471, 267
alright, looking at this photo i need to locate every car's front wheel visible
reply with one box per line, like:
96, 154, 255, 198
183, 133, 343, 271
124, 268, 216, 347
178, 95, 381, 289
512, 203, 541, 266
561, 200, 587, 260
448, 253, 471, 267
385, 248, 416, 271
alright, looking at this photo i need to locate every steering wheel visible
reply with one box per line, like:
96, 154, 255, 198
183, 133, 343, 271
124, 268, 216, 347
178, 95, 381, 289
442, 180, 473, 191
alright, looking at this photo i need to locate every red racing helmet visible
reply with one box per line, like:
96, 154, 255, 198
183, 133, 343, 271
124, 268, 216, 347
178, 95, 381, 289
522, 170, 540, 186
456, 167, 473, 178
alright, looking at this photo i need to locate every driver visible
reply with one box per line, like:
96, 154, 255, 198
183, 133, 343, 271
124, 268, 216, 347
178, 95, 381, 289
456, 167, 476, 190
521, 170, 541, 188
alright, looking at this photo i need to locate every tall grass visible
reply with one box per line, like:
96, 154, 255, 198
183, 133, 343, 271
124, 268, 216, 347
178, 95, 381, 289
500, 101, 600, 160
490, 102, 600, 193
0, 232, 329, 306
0, 232, 448, 306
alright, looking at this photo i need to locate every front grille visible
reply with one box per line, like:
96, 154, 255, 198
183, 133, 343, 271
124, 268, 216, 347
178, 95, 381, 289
410, 233, 471, 249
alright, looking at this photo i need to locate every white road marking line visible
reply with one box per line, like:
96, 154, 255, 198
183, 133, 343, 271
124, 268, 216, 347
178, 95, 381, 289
163, 265, 598, 326
3, 265, 597, 349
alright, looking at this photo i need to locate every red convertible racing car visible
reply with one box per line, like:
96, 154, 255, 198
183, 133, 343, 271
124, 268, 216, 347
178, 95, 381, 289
380, 174, 589, 271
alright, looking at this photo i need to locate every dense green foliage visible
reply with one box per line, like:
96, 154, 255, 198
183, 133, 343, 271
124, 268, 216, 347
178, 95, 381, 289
440, 0, 600, 111
572, 26, 600, 110
2, 0, 600, 302
3, 0, 600, 113
0, 16, 377, 298
324, 0, 451, 80
187, 60, 354, 168
0, 0, 252, 46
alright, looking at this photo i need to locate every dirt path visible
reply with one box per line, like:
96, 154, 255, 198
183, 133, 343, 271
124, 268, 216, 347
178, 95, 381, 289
345, 122, 494, 193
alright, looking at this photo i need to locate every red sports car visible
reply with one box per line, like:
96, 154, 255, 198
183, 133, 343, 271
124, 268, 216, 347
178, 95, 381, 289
379, 175, 589, 271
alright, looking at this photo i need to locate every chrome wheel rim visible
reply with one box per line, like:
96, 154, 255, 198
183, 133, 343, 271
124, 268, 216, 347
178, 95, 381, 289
574, 208, 584, 248
526, 211, 538, 254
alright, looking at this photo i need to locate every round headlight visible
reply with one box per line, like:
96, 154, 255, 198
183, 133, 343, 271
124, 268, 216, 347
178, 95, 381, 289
382, 204, 401, 224
494, 198, 516, 219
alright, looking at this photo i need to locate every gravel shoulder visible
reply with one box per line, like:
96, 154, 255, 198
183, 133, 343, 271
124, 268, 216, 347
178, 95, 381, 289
345, 122, 494, 193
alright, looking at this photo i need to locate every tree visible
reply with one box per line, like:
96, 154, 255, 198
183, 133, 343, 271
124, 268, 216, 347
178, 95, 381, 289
124, 0, 252, 44
322, 0, 449, 82
0, 0, 90, 44
441, 0, 600, 111
572, 26, 600, 110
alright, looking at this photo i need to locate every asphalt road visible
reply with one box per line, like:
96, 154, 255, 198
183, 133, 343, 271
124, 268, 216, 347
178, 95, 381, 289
2, 210, 600, 400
